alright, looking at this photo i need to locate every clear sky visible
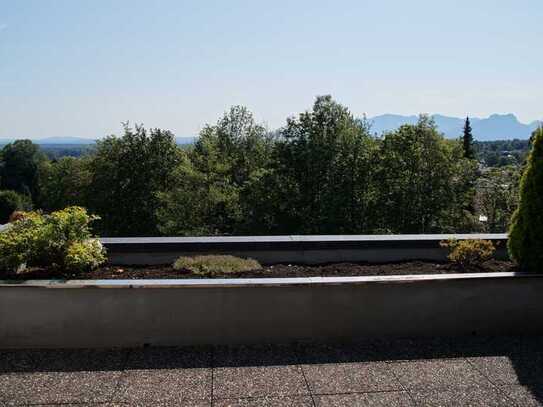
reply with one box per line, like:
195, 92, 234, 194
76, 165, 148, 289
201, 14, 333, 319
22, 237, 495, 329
1, 0, 542, 139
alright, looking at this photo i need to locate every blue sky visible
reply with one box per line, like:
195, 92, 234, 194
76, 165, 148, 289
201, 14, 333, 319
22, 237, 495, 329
1, 0, 542, 139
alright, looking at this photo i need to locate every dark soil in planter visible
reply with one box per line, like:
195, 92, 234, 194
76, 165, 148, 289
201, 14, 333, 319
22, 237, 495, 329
3, 259, 517, 280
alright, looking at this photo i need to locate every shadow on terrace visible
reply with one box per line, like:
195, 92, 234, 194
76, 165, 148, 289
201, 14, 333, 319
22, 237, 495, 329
1, 335, 542, 406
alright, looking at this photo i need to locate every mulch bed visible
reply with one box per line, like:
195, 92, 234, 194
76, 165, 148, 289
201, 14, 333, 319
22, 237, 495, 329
2, 260, 517, 280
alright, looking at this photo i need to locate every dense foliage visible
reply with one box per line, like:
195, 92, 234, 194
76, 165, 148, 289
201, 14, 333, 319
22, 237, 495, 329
508, 128, 543, 271
0, 140, 45, 197
86, 124, 182, 236
0, 206, 106, 275
474, 139, 530, 167
0, 190, 26, 223
1, 96, 524, 237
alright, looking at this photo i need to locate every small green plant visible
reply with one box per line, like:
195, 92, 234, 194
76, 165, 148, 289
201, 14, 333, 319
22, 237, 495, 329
0, 206, 106, 276
441, 239, 495, 269
173, 255, 261, 275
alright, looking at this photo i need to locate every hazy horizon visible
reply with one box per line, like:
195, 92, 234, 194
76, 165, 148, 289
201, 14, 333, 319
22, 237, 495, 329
1, 0, 542, 139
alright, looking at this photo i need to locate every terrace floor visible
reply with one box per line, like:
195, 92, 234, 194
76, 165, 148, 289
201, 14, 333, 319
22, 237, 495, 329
2, 336, 543, 406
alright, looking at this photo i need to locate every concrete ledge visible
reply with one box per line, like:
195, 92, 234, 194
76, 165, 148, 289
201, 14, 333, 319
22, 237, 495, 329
1, 272, 541, 349
101, 234, 509, 265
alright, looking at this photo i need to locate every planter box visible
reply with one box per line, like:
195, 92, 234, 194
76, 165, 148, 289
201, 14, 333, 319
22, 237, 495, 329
102, 233, 509, 265
1, 272, 541, 349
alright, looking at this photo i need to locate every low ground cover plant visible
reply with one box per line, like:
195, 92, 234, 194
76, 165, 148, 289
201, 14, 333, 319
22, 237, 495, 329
441, 239, 495, 269
173, 255, 261, 276
0, 206, 106, 276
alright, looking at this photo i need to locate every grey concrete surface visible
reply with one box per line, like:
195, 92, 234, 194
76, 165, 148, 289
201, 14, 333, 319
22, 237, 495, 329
100, 234, 509, 265
2, 336, 543, 406
1, 273, 542, 349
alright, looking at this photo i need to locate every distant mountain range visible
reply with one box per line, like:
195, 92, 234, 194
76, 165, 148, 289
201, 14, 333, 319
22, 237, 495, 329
0, 136, 197, 146
1, 115, 541, 144
368, 114, 542, 140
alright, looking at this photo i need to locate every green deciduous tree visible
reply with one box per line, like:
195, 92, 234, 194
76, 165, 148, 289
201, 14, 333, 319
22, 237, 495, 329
257, 95, 379, 234
0, 140, 45, 199
37, 157, 92, 211
158, 106, 273, 235
475, 166, 520, 232
87, 124, 182, 236
508, 128, 543, 270
377, 116, 477, 233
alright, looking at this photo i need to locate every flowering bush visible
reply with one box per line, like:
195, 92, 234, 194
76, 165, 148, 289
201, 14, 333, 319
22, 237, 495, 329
441, 239, 495, 269
0, 206, 106, 276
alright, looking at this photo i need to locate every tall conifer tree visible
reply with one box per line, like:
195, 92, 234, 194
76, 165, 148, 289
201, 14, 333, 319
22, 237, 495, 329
508, 128, 543, 271
463, 117, 475, 159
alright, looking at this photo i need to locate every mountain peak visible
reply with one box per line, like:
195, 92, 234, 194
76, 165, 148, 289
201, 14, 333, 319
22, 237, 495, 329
369, 113, 536, 140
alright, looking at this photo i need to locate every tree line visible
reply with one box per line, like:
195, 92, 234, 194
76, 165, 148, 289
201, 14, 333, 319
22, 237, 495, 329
0, 96, 523, 236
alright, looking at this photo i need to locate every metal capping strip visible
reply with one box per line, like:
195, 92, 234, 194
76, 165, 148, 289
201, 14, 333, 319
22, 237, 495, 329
1, 272, 540, 289
100, 234, 509, 253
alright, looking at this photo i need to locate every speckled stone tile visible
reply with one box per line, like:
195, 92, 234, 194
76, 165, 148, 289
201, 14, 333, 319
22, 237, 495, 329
114, 368, 211, 404
409, 386, 514, 406
451, 336, 523, 359
32, 348, 128, 372
390, 359, 491, 390
499, 384, 543, 407
213, 344, 307, 399
27, 404, 130, 407
0, 370, 122, 405
296, 341, 377, 364
0, 350, 38, 373
314, 391, 414, 406
213, 365, 308, 399
467, 355, 536, 386
214, 344, 299, 368
214, 395, 314, 406
26, 403, 208, 407
302, 361, 401, 394
125, 346, 212, 370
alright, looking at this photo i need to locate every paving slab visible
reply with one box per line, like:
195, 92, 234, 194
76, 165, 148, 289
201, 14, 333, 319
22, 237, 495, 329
214, 395, 314, 406
213, 364, 308, 399
467, 355, 543, 386
499, 384, 543, 407
124, 346, 212, 370
213, 344, 308, 399
0, 350, 38, 373
114, 348, 212, 404
115, 368, 211, 404
3, 336, 543, 406
314, 391, 414, 406
32, 348, 128, 372
409, 385, 513, 406
389, 359, 491, 390
302, 361, 401, 394
0, 370, 121, 405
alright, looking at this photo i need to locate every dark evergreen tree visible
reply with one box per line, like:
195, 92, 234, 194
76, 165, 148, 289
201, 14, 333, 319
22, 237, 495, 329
463, 117, 475, 159
508, 128, 543, 271
0, 190, 24, 223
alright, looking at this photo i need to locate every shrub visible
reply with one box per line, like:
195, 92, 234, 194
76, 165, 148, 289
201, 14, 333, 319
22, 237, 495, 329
0, 206, 106, 275
508, 128, 543, 271
441, 239, 495, 269
0, 190, 24, 224
65, 239, 106, 273
173, 255, 261, 275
